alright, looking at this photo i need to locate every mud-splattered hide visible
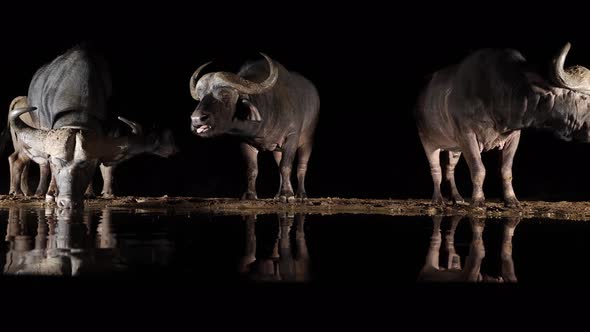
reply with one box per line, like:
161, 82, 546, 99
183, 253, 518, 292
11, 113, 100, 207
9, 46, 176, 208
11, 108, 174, 208
47, 131, 98, 207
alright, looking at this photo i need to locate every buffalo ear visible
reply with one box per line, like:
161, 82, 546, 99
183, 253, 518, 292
241, 99, 263, 122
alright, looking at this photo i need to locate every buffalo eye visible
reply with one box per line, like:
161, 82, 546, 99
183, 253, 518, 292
235, 98, 252, 120
219, 92, 233, 106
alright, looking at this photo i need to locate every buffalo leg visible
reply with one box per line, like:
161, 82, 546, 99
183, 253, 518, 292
8, 152, 26, 196
20, 161, 31, 196
238, 214, 257, 273
293, 214, 310, 280
100, 164, 115, 198
418, 216, 443, 280
46, 175, 57, 202
445, 215, 463, 270
35, 162, 51, 197
8, 152, 18, 195
278, 138, 298, 203
273, 151, 283, 200
278, 214, 295, 280
294, 213, 309, 260
500, 131, 521, 208
462, 217, 486, 281
84, 182, 96, 199
445, 151, 464, 204
295, 143, 313, 201
279, 213, 293, 253
500, 217, 520, 282
241, 143, 259, 200
420, 141, 444, 205
460, 133, 486, 208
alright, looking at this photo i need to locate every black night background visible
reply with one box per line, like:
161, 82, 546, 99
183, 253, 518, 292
0, 4, 590, 200
0, 4, 587, 202
0, 2, 589, 321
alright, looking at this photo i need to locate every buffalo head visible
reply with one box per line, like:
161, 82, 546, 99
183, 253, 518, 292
9, 108, 175, 209
551, 42, 590, 94
544, 42, 590, 142
189, 53, 278, 137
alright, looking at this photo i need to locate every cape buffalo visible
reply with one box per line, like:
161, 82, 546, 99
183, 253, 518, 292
417, 216, 518, 283
2, 207, 178, 276
7, 45, 175, 208
189, 54, 320, 202
415, 42, 590, 207
6, 96, 146, 198
238, 213, 309, 282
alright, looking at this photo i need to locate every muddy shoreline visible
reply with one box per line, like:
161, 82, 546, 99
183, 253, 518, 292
1, 195, 590, 221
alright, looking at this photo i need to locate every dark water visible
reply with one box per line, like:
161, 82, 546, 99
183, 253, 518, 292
3, 208, 590, 286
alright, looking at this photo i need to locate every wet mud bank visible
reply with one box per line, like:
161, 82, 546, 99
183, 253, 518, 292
1, 196, 590, 221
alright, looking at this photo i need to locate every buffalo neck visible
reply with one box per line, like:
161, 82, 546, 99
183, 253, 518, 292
52, 111, 104, 135
523, 86, 590, 141
229, 95, 276, 139
227, 120, 263, 138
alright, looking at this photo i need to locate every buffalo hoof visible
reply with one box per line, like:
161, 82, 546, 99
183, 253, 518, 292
279, 191, 296, 203
9, 189, 24, 196
102, 193, 115, 199
431, 194, 445, 206
471, 198, 486, 208
504, 197, 521, 208
503, 276, 518, 283
45, 194, 55, 203
241, 191, 258, 200
296, 192, 308, 202
452, 195, 465, 205
504, 217, 521, 228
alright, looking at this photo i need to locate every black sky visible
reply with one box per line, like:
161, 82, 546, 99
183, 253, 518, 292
0, 3, 588, 201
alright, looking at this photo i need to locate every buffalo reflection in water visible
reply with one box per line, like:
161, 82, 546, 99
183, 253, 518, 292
418, 216, 519, 283
238, 213, 310, 282
3, 208, 125, 276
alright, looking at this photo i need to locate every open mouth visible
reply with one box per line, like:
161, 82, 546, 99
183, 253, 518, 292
195, 125, 211, 134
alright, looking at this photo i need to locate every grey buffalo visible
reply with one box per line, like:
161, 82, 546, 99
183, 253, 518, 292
415, 42, 590, 207
417, 216, 518, 283
6, 45, 175, 208
238, 213, 309, 282
6, 96, 149, 198
189, 54, 320, 202
3, 207, 173, 276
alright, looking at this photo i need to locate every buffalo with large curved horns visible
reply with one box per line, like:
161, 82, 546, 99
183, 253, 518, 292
5, 45, 176, 208
189, 53, 320, 202
416, 42, 590, 207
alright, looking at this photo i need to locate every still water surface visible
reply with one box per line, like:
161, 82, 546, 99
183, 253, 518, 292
2, 207, 590, 285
